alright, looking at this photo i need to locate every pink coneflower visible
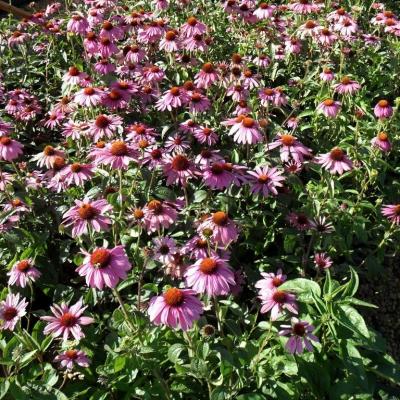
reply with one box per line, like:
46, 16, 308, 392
226, 85, 249, 102
253, 54, 270, 68
159, 30, 181, 52
0, 293, 28, 331
163, 154, 198, 186
286, 117, 300, 130
182, 34, 209, 52
194, 126, 218, 146
315, 147, 353, 175
320, 68, 335, 82
197, 211, 239, 246
247, 165, 285, 197
97, 37, 119, 58
8, 31, 29, 47
89, 114, 123, 141
182, 236, 213, 259
153, 236, 177, 264
316, 28, 337, 46
311, 216, 334, 234
258, 289, 298, 320
7, 259, 41, 288
0, 136, 23, 161
91, 140, 138, 169
254, 2, 276, 19
62, 120, 90, 140
54, 349, 90, 370
123, 45, 146, 63
41, 299, 94, 341
0, 171, 13, 190
266, 134, 311, 163
334, 17, 358, 36
185, 256, 235, 297
371, 131, 392, 152
317, 99, 341, 118
101, 89, 127, 109
62, 198, 112, 237
63, 66, 87, 86
223, 115, 262, 145
77, 246, 132, 290
314, 252, 333, 269
279, 318, 319, 354
143, 199, 178, 233
202, 162, 236, 190
195, 63, 219, 89
148, 288, 203, 331
180, 16, 207, 37
141, 65, 165, 84
43, 110, 64, 129
289, 0, 320, 14
298, 20, 320, 38
156, 87, 190, 111
59, 163, 94, 186
94, 59, 116, 75
374, 100, 393, 119
100, 20, 124, 40
188, 91, 211, 113
255, 269, 286, 292
381, 204, 400, 225
74, 87, 103, 107
32, 145, 65, 169
333, 76, 361, 95
67, 14, 89, 35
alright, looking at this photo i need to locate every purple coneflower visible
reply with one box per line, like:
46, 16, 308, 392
89, 114, 122, 141
156, 87, 190, 111
371, 131, 391, 152
163, 154, 198, 186
197, 211, 239, 246
60, 163, 94, 186
74, 87, 103, 107
317, 99, 341, 118
381, 204, 400, 225
185, 256, 236, 297
148, 287, 203, 331
374, 100, 393, 119
266, 133, 311, 163
153, 236, 177, 264
77, 246, 132, 290
32, 145, 65, 169
41, 299, 94, 341
54, 349, 90, 370
315, 147, 353, 175
279, 318, 319, 354
314, 252, 333, 269
333, 76, 361, 95
62, 198, 112, 237
0, 136, 23, 161
91, 140, 138, 169
247, 165, 285, 197
259, 289, 298, 320
143, 199, 178, 233
195, 63, 219, 89
7, 259, 41, 288
287, 212, 311, 231
0, 293, 28, 331
224, 115, 262, 145
255, 269, 287, 292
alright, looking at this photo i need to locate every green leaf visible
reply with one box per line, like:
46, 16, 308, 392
336, 305, 370, 339
237, 394, 266, 400
168, 343, 186, 364
0, 380, 10, 400
280, 278, 321, 303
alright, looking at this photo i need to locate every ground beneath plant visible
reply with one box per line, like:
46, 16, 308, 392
359, 256, 400, 361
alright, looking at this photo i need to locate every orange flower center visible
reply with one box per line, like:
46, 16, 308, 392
84, 87, 95, 95
164, 288, 184, 306
102, 21, 113, 30
378, 132, 388, 141
242, 117, 255, 128
323, 99, 334, 106
272, 290, 287, 303
187, 16, 197, 26
191, 93, 202, 102
95, 115, 110, 128
17, 260, 31, 272
305, 20, 316, 29
330, 147, 344, 161
108, 90, 122, 101
280, 134, 295, 146
148, 200, 163, 215
165, 30, 176, 40
65, 350, 78, 359
60, 312, 77, 327
211, 163, 225, 175
202, 62, 214, 73
170, 87, 180, 96
110, 141, 128, 156
231, 53, 242, 64
68, 66, 80, 76
71, 163, 82, 173
272, 277, 283, 287
212, 211, 228, 226
258, 174, 270, 184
133, 208, 144, 219
171, 155, 190, 171
78, 204, 97, 220
199, 257, 218, 274
394, 205, 400, 215
341, 76, 351, 85
264, 88, 274, 96
378, 100, 389, 108
90, 248, 111, 268
0, 137, 11, 146
53, 157, 66, 171
11, 199, 23, 207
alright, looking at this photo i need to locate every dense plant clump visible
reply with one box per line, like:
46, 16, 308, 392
0, 0, 400, 398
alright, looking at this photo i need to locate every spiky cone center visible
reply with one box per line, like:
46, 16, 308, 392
341, 76, 351, 85
330, 147, 344, 161
0, 136, 11, 146
378, 100, 389, 108
202, 62, 214, 73
133, 208, 144, 219
110, 141, 128, 156
378, 132, 388, 141
95, 115, 110, 128
108, 90, 122, 101
165, 30, 176, 40
257, 174, 270, 184
78, 204, 97, 220
293, 322, 306, 336
159, 245, 170, 255
71, 163, 82, 173
164, 288, 184, 306
53, 157, 66, 171
272, 290, 287, 304
199, 257, 218, 274
11, 199, 23, 207
17, 260, 31, 272
3, 307, 17, 321
242, 117, 255, 128
147, 200, 163, 215
323, 99, 334, 106
280, 134, 295, 146
170, 87, 180, 96
394, 205, 400, 215
43, 145, 55, 155
90, 248, 111, 268
65, 349, 78, 359
212, 211, 229, 226
68, 66, 80, 76
171, 155, 190, 171
84, 87, 95, 95
60, 312, 77, 327
272, 277, 283, 287
211, 163, 225, 175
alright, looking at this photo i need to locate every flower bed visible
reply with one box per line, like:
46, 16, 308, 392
0, 0, 400, 399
